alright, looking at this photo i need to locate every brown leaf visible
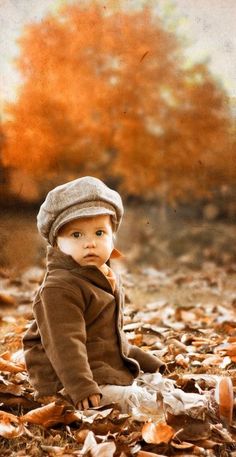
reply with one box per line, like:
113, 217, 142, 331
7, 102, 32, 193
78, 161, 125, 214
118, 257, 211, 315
201, 355, 223, 366
0, 292, 16, 306
225, 344, 236, 357
22, 401, 67, 427
41, 445, 67, 455
74, 428, 90, 444
142, 421, 174, 444
218, 377, 234, 425
0, 393, 39, 409
0, 411, 24, 439
90, 441, 116, 457
81, 431, 116, 456
167, 413, 211, 441
0, 351, 11, 360
175, 354, 189, 367
171, 441, 194, 450
0, 381, 24, 396
0, 356, 25, 373
137, 452, 167, 457
194, 439, 223, 449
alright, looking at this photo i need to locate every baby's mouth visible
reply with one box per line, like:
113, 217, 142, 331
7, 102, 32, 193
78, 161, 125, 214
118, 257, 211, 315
84, 253, 98, 258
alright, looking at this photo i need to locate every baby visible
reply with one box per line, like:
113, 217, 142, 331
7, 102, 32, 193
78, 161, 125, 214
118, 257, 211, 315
23, 176, 164, 411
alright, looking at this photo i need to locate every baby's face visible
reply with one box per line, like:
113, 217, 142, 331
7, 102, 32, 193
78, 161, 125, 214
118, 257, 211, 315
56, 214, 114, 267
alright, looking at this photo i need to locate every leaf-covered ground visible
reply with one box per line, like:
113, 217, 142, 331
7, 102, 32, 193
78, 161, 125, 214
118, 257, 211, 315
0, 210, 236, 456
0, 253, 236, 455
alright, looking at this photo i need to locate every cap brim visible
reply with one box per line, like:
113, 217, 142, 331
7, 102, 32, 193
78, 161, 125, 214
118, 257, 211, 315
51, 206, 116, 242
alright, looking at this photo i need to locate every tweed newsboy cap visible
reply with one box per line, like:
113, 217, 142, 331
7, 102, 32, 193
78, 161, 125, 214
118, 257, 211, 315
37, 176, 124, 245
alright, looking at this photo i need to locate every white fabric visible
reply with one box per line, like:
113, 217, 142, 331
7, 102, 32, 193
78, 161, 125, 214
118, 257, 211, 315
99, 372, 209, 418
100, 381, 157, 414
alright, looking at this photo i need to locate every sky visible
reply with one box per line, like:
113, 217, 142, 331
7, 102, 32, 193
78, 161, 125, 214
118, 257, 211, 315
0, 0, 236, 109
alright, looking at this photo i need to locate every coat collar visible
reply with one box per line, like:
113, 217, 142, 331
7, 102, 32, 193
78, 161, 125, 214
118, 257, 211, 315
46, 246, 121, 293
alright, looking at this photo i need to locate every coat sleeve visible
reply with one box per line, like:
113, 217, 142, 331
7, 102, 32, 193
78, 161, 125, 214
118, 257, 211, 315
127, 344, 165, 373
34, 285, 101, 406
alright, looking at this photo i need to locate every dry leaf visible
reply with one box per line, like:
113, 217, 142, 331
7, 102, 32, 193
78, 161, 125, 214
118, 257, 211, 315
171, 441, 194, 450
216, 377, 234, 425
194, 439, 223, 449
41, 445, 67, 455
225, 344, 236, 357
22, 401, 67, 427
0, 356, 25, 373
202, 355, 223, 366
142, 421, 174, 444
74, 428, 90, 444
0, 381, 23, 396
90, 441, 116, 457
175, 354, 189, 367
81, 431, 116, 456
0, 411, 24, 439
0, 351, 11, 360
0, 292, 16, 306
167, 413, 211, 441
137, 452, 167, 457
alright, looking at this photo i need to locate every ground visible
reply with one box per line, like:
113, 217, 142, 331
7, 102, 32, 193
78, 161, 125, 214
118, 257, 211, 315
0, 207, 236, 456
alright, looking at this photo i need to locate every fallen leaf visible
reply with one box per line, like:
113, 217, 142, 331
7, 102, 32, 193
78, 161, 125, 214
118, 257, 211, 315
81, 431, 116, 456
175, 354, 189, 367
211, 423, 234, 442
0, 356, 25, 373
137, 452, 167, 457
170, 441, 194, 450
90, 441, 116, 457
22, 401, 68, 427
0, 411, 24, 439
74, 428, 90, 444
0, 291, 16, 306
0, 351, 11, 360
195, 439, 223, 449
167, 413, 211, 441
216, 377, 234, 425
41, 445, 67, 455
225, 344, 236, 357
142, 421, 174, 444
202, 355, 223, 366
0, 381, 24, 396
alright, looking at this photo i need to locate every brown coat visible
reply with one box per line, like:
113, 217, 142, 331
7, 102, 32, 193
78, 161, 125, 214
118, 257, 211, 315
23, 246, 162, 406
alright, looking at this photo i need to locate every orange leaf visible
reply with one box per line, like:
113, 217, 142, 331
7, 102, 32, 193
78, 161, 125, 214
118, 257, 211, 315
22, 401, 67, 427
142, 421, 174, 444
218, 377, 234, 425
171, 441, 194, 450
225, 344, 236, 357
0, 411, 24, 439
137, 452, 167, 457
0, 356, 25, 373
0, 292, 15, 306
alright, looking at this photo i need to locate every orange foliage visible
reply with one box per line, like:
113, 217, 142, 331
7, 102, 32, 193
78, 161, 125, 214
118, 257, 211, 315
2, 3, 234, 201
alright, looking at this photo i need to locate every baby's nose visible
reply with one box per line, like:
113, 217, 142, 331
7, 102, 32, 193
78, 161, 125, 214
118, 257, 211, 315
84, 237, 96, 248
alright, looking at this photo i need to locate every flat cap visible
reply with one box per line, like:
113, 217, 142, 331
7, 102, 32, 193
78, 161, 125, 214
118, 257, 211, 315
37, 176, 124, 245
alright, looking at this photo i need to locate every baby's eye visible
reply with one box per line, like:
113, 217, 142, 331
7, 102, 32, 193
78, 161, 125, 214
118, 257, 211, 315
96, 230, 104, 237
72, 232, 82, 238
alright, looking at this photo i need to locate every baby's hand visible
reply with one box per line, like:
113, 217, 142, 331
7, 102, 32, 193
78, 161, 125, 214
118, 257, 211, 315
77, 394, 101, 410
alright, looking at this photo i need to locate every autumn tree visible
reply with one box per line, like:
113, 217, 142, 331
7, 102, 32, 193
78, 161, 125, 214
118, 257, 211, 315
0, 117, 8, 188
2, 2, 234, 201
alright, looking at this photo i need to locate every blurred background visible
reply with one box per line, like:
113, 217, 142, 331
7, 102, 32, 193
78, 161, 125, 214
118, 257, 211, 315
0, 0, 236, 271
